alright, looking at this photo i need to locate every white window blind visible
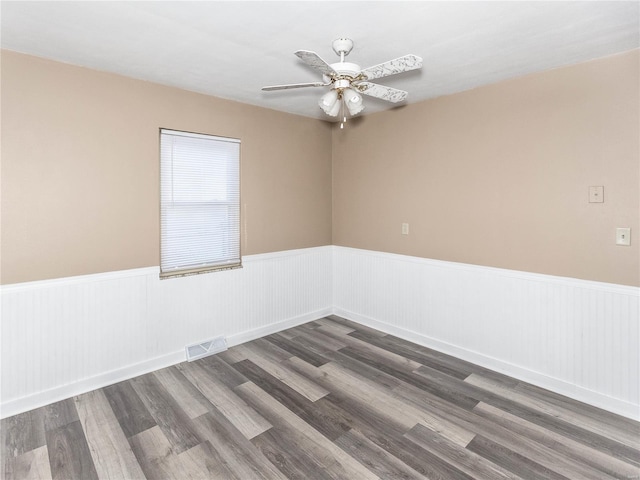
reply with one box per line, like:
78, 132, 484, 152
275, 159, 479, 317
160, 129, 241, 278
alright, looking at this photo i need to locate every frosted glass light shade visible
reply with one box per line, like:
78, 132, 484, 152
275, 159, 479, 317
319, 90, 339, 115
343, 88, 364, 115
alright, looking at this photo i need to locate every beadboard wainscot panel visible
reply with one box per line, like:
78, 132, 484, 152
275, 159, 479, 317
332, 246, 640, 420
0, 246, 332, 418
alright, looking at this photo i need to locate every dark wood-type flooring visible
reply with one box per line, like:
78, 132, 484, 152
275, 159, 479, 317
2, 315, 639, 479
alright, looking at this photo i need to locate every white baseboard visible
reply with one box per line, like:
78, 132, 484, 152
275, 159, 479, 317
0, 307, 333, 419
333, 306, 640, 421
226, 307, 333, 347
0, 349, 184, 419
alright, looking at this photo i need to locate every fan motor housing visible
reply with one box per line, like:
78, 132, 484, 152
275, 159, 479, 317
330, 62, 361, 78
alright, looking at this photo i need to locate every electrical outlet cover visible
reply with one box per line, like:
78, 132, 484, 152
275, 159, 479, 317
589, 186, 604, 203
616, 227, 631, 246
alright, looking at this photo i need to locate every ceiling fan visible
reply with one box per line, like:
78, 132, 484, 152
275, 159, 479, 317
262, 38, 422, 126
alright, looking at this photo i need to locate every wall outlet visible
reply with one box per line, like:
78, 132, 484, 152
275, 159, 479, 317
401, 223, 409, 235
589, 186, 604, 203
616, 227, 631, 246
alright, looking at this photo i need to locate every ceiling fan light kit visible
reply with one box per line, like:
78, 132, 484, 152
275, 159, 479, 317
262, 37, 422, 127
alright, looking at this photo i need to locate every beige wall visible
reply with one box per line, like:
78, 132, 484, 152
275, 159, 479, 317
3, 50, 638, 287
1, 51, 333, 284
333, 50, 639, 286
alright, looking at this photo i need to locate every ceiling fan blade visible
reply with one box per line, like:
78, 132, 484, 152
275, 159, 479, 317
357, 82, 408, 103
295, 50, 337, 76
360, 54, 422, 81
262, 82, 329, 91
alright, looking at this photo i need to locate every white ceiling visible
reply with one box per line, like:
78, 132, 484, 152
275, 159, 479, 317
2, 1, 639, 121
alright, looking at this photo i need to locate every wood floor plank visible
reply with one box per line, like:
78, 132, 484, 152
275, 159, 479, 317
335, 428, 430, 480
128, 425, 189, 480
1, 409, 46, 459
130, 373, 201, 454
153, 365, 212, 419
196, 354, 250, 388
463, 403, 623, 480
251, 427, 337, 480
347, 329, 472, 380
394, 375, 626, 480
473, 401, 640, 480
466, 372, 640, 449
318, 361, 477, 446
339, 345, 480, 409
3, 445, 51, 480
359, 331, 521, 386
4, 315, 639, 480
217, 344, 249, 364
414, 361, 640, 467
232, 359, 351, 441
317, 324, 424, 372
325, 315, 388, 338
408, 363, 487, 409
43, 398, 79, 432
285, 357, 423, 444
263, 332, 330, 367
321, 349, 402, 390
74, 389, 146, 480
465, 434, 571, 480
404, 423, 520, 480
275, 327, 302, 341
46, 420, 98, 480
103, 380, 157, 438
315, 362, 420, 432
236, 381, 380, 480
516, 381, 640, 440
179, 440, 241, 480
316, 391, 475, 480
251, 337, 297, 363
191, 410, 287, 480
314, 317, 356, 335
295, 329, 349, 352
241, 341, 330, 402
176, 360, 272, 439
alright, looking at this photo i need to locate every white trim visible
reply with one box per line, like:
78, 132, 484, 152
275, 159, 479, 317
0, 349, 184, 419
333, 307, 640, 421
0, 246, 335, 291
335, 246, 639, 296
160, 128, 241, 144
0, 267, 159, 292
242, 246, 333, 262
0, 307, 332, 419
226, 307, 333, 347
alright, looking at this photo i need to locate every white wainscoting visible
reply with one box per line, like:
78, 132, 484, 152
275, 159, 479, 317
3, 245, 639, 421
0, 246, 333, 418
333, 246, 640, 420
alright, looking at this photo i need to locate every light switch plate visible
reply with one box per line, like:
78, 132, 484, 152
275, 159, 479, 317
589, 186, 604, 203
401, 223, 409, 235
616, 227, 631, 246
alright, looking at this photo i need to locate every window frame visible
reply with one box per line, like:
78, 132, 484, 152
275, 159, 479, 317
159, 128, 241, 279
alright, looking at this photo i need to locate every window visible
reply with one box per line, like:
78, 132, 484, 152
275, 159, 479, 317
160, 129, 241, 278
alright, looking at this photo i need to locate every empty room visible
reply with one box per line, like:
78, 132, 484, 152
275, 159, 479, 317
1, 2, 639, 479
